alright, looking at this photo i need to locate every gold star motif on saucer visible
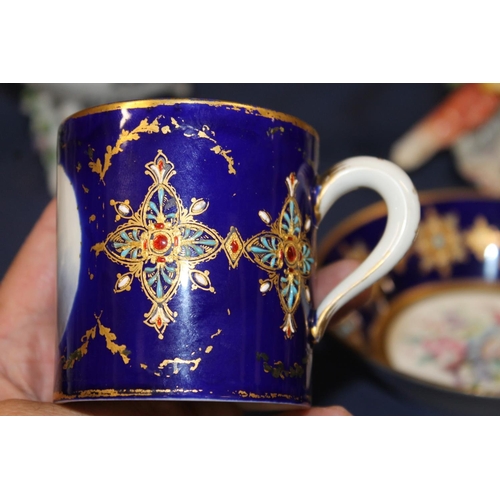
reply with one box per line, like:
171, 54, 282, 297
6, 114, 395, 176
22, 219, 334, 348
464, 216, 500, 261
414, 208, 467, 278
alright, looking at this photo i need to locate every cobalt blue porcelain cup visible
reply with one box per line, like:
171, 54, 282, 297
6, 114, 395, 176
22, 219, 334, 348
55, 99, 420, 408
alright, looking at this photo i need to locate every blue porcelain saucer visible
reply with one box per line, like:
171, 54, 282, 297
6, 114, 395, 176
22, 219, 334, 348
320, 189, 500, 414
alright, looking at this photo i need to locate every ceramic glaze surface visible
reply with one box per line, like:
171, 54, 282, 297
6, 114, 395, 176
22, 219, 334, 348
321, 194, 500, 397
322, 196, 500, 291
55, 99, 419, 406
55, 100, 319, 404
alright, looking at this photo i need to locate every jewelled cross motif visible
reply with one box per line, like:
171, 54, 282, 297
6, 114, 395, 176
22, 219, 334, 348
92, 150, 222, 338
92, 155, 314, 340
245, 173, 313, 338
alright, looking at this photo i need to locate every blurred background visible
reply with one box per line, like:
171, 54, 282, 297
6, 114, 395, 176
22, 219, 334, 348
1, 83, 490, 415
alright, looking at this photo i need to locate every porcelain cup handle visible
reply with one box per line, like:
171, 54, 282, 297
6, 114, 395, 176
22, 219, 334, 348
311, 156, 420, 342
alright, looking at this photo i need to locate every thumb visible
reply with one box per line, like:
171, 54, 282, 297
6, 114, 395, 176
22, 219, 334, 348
0, 199, 57, 336
313, 259, 372, 324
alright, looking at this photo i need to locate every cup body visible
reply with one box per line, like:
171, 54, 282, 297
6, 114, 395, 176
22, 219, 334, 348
55, 99, 320, 406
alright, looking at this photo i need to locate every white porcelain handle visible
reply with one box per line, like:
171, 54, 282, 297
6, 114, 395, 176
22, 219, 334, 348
311, 156, 420, 342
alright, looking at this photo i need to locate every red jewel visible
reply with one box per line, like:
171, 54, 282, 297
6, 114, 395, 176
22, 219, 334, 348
290, 173, 295, 184
154, 223, 164, 229
157, 317, 162, 327
286, 245, 297, 263
157, 256, 166, 263
158, 160, 164, 171
279, 250, 284, 260
174, 236, 179, 246
230, 240, 239, 253
153, 234, 169, 251
143, 241, 147, 250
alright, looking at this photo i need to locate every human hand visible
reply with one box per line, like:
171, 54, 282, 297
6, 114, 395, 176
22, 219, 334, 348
0, 200, 366, 416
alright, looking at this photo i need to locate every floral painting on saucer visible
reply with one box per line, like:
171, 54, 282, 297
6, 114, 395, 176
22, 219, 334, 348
320, 190, 500, 399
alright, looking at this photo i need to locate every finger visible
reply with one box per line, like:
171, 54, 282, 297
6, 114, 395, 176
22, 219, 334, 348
65, 401, 244, 416
0, 199, 57, 334
0, 200, 57, 401
314, 259, 372, 324
279, 405, 352, 416
0, 399, 85, 416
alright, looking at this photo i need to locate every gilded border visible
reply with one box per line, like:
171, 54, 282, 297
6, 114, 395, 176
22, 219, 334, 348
54, 388, 307, 404
317, 188, 496, 265
61, 98, 319, 139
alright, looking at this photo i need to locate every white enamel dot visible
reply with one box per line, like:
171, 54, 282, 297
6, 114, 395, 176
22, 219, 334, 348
260, 281, 272, 293
118, 204, 131, 216
118, 274, 131, 289
259, 210, 271, 224
193, 271, 209, 287
304, 217, 311, 232
192, 200, 207, 214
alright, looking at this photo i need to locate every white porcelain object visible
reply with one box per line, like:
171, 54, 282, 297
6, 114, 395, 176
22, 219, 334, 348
311, 157, 420, 341
56, 164, 81, 340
